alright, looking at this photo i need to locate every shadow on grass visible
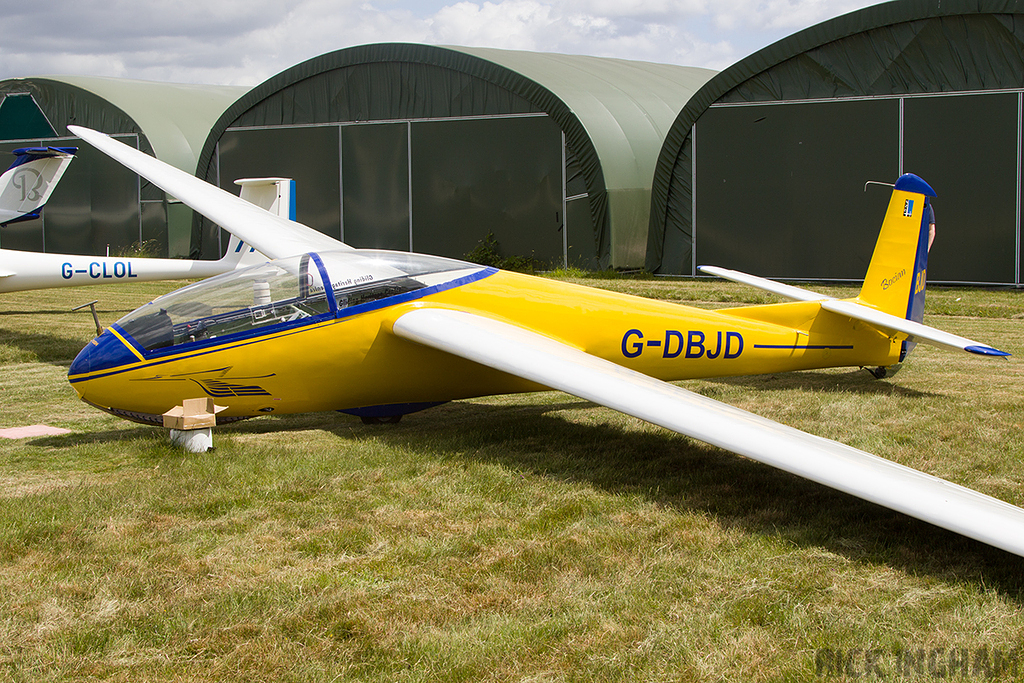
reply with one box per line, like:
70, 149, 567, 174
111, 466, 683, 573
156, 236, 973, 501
0, 327, 89, 365
708, 368, 937, 398
37, 373, 1022, 597
0, 308, 84, 316
289, 395, 1024, 597
29, 425, 161, 447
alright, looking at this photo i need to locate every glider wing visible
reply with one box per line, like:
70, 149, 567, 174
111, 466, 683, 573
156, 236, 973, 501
392, 306, 1024, 557
68, 126, 347, 260
698, 265, 834, 302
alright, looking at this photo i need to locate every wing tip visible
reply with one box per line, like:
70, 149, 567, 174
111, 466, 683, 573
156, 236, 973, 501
965, 344, 1011, 357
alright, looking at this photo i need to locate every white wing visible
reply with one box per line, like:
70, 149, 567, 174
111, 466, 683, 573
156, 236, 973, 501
392, 307, 1024, 557
698, 265, 834, 302
68, 126, 348, 260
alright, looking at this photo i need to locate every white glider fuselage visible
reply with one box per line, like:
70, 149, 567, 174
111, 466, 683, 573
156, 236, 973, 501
0, 149, 284, 293
0, 245, 255, 293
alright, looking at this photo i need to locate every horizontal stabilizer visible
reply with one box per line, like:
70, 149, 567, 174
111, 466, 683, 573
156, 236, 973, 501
392, 307, 1024, 557
821, 299, 1010, 356
699, 266, 833, 303
11, 147, 77, 160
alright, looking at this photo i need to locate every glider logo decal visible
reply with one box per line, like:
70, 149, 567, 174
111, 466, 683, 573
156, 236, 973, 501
621, 329, 744, 359
903, 199, 914, 217
194, 378, 272, 397
130, 367, 275, 398
881, 268, 906, 290
13, 168, 45, 202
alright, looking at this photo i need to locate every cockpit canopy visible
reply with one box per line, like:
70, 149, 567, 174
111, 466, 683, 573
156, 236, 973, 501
115, 250, 487, 353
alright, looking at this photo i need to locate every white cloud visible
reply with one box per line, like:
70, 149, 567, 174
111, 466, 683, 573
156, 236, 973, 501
706, 0, 877, 32
0, 0, 885, 84
428, 1, 556, 49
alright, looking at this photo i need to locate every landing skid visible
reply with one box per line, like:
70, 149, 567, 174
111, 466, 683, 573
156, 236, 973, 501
865, 363, 901, 379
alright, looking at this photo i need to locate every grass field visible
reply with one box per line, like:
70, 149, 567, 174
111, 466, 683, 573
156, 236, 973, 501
1, 276, 1023, 681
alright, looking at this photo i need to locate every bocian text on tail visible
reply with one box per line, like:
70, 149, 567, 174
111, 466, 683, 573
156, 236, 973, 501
857, 174, 935, 361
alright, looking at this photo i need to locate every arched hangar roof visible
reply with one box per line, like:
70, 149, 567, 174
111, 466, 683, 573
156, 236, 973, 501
648, 0, 1024, 272
198, 43, 716, 267
0, 75, 247, 172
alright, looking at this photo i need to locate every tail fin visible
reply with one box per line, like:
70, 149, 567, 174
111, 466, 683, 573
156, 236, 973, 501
857, 174, 935, 359
235, 177, 295, 220
703, 173, 1006, 360
214, 177, 295, 268
0, 147, 76, 225
218, 233, 268, 268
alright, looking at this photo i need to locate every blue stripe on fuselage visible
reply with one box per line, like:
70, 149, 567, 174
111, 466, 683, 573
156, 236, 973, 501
69, 267, 497, 383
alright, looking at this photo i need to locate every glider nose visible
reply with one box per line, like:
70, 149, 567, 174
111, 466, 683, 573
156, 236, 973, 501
68, 327, 139, 378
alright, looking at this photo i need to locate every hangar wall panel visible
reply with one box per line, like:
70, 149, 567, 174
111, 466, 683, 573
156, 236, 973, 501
689, 93, 1023, 283
215, 115, 566, 264
342, 122, 410, 251
903, 92, 1020, 283
695, 99, 898, 279
410, 115, 563, 262
650, 3, 1024, 284
215, 126, 342, 255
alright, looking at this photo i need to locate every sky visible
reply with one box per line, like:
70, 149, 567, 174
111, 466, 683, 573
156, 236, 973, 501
0, 0, 884, 86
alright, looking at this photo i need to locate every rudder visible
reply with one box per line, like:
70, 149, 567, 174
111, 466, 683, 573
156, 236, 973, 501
858, 173, 936, 361
859, 174, 935, 320
0, 147, 76, 225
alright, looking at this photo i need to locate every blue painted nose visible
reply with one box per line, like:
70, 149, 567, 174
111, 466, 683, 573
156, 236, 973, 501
68, 326, 140, 377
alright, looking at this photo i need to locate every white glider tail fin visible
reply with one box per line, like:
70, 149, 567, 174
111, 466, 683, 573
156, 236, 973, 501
0, 146, 76, 225
219, 233, 267, 268
236, 177, 295, 221
215, 177, 294, 267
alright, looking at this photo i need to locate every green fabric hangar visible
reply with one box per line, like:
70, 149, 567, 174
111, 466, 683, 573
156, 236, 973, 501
0, 76, 245, 257
195, 43, 715, 269
649, 0, 1024, 285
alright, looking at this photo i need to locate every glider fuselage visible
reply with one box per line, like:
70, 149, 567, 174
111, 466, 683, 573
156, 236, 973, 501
68, 259, 899, 424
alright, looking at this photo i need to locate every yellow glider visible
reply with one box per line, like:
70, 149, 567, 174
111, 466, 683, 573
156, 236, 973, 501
66, 125, 1023, 558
